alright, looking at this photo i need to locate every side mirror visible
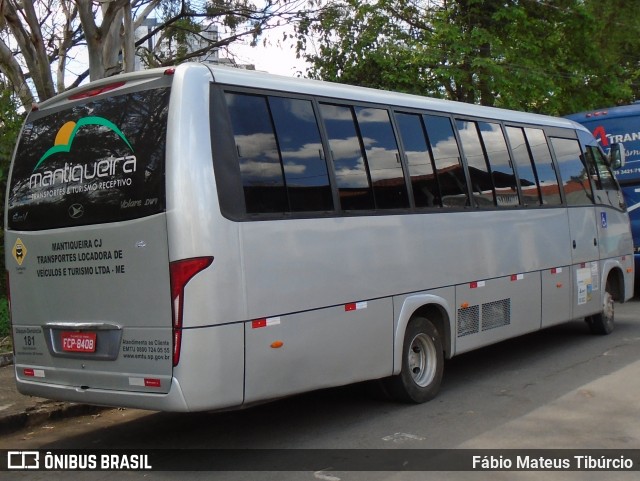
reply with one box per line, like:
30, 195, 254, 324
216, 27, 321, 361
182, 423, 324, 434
609, 143, 625, 169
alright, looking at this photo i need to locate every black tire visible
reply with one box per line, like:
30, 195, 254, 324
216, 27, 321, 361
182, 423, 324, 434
383, 316, 444, 403
586, 280, 615, 335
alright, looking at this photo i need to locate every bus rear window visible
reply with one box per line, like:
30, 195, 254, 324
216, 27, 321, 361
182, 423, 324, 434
7, 88, 170, 231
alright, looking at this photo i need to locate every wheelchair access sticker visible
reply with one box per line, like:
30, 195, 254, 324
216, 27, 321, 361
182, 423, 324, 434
600, 212, 608, 229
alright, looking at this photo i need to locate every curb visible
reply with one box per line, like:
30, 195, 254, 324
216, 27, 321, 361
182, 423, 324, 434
0, 399, 106, 436
0, 356, 108, 436
0, 352, 13, 368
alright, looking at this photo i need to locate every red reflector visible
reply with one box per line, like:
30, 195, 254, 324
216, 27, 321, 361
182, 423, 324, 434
344, 302, 367, 312
24, 368, 34, 377
470, 282, 478, 289
68, 81, 126, 100
169, 257, 214, 366
144, 378, 161, 388
164, 68, 176, 75
252, 319, 267, 329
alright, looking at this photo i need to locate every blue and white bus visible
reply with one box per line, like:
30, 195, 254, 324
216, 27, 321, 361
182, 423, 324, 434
567, 104, 640, 284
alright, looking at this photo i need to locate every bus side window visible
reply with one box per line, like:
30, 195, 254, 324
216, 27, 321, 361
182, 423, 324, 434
525, 128, 562, 206
550, 137, 595, 206
505, 126, 542, 206
478, 122, 520, 207
395, 112, 442, 208
582, 146, 602, 190
456, 120, 496, 208
225, 92, 288, 214
422, 114, 470, 208
354, 107, 410, 209
319, 103, 376, 211
589, 145, 618, 191
268, 97, 334, 212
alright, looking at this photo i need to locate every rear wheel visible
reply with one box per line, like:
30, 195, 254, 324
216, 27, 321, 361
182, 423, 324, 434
586, 279, 615, 335
383, 316, 444, 403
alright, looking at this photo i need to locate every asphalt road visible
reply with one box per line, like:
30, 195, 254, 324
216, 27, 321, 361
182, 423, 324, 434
3, 299, 640, 481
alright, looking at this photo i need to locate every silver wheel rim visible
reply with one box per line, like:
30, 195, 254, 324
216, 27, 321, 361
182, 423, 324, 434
408, 333, 437, 387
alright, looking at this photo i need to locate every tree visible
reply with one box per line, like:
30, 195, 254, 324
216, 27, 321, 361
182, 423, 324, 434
0, 79, 24, 295
296, 0, 640, 115
0, 0, 309, 108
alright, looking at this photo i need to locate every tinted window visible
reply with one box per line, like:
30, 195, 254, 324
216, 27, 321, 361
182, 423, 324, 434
525, 128, 562, 205
320, 103, 375, 210
355, 107, 409, 209
423, 114, 469, 207
479, 122, 519, 206
269, 97, 333, 212
395, 112, 441, 207
505, 126, 541, 206
226, 93, 334, 214
550, 137, 593, 206
588, 146, 618, 191
226, 93, 287, 213
457, 120, 494, 207
8, 88, 170, 231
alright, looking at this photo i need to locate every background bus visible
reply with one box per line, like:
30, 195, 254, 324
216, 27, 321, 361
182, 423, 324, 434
567, 104, 640, 286
5, 63, 634, 412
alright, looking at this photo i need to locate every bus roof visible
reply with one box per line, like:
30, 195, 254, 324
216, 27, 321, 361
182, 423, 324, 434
39, 62, 581, 132
566, 102, 640, 123
207, 64, 579, 130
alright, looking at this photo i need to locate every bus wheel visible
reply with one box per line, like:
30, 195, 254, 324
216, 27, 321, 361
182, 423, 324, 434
385, 316, 444, 403
586, 280, 615, 335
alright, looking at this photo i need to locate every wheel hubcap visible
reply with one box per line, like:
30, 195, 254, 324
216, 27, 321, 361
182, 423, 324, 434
408, 333, 437, 387
603, 291, 614, 325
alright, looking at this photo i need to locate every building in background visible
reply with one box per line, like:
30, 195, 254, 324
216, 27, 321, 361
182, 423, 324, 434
135, 19, 254, 71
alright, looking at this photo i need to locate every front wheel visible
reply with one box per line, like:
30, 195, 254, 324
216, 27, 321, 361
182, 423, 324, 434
383, 317, 444, 403
586, 280, 615, 335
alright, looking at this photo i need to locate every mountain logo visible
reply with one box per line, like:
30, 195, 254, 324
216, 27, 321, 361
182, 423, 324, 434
34, 116, 133, 171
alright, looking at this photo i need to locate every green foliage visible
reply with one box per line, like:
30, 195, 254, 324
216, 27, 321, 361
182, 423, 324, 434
0, 82, 25, 299
297, 0, 640, 115
0, 297, 9, 340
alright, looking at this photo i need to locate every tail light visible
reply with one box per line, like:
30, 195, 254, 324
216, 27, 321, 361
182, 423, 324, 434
68, 81, 126, 100
5, 271, 15, 358
169, 257, 213, 366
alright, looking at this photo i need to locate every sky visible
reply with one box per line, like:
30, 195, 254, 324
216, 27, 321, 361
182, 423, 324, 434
58, 14, 313, 93
225, 24, 312, 77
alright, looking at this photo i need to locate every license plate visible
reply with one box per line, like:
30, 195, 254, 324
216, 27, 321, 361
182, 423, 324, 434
61, 332, 97, 353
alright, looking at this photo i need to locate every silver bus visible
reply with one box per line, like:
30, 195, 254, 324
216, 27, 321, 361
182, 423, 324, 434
5, 63, 634, 411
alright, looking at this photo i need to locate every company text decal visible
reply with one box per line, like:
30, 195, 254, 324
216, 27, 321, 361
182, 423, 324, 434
28, 116, 137, 199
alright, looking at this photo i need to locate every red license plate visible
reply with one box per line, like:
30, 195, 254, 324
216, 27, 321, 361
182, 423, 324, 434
61, 332, 97, 353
